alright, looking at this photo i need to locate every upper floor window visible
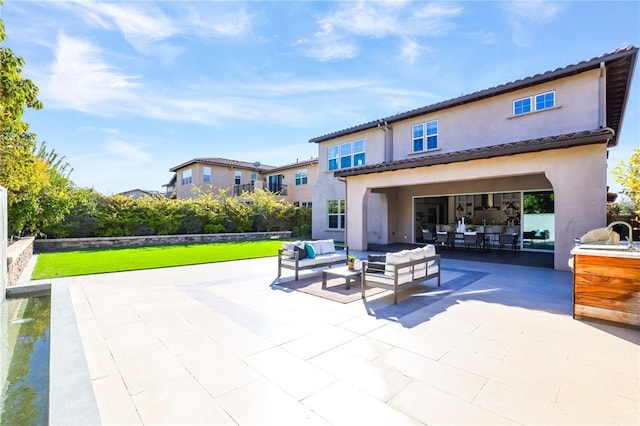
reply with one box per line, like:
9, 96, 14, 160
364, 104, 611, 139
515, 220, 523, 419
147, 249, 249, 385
514, 91, 555, 116
181, 169, 192, 185
295, 169, 308, 185
203, 167, 211, 183
328, 139, 365, 171
234, 171, 241, 185
412, 120, 438, 152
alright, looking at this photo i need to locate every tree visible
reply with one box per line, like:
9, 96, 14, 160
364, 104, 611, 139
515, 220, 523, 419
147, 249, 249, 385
611, 148, 640, 218
0, 0, 42, 133
1, 3, 76, 236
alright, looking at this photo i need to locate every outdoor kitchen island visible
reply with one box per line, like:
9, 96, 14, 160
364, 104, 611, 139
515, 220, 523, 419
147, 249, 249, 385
571, 245, 640, 328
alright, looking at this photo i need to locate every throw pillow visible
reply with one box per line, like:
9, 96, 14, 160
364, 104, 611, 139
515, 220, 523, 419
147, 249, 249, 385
366, 254, 386, 273
305, 242, 317, 259
294, 245, 307, 260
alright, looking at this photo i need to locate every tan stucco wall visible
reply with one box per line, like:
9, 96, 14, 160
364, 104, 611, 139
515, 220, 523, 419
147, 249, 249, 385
344, 143, 609, 271
174, 163, 260, 199
391, 69, 601, 159
265, 162, 318, 204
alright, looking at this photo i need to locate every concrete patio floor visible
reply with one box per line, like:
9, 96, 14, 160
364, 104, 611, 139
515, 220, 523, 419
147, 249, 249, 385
28, 255, 639, 425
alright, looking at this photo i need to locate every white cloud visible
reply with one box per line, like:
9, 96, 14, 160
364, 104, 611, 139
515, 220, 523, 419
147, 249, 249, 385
300, 0, 461, 62
44, 32, 139, 113
104, 139, 151, 163
506, 0, 563, 21
183, 4, 251, 38
59, 0, 251, 54
505, 1, 564, 48
399, 37, 423, 65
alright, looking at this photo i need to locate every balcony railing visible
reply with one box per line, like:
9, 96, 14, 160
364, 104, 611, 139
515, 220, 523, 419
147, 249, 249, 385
230, 183, 288, 196
266, 183, 288, 196
231, 183, 255, 196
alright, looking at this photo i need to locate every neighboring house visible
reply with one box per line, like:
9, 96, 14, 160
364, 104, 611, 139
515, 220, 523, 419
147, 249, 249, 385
163, 174, 177, 199
119, 189, 162, 199
261, 158, 318, 207
168, 157, 318, 206
309, 46, 637, 271
169, 157, 275, 199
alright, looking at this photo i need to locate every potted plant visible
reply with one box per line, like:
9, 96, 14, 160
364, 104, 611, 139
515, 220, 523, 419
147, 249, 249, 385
347, 254, 357, 270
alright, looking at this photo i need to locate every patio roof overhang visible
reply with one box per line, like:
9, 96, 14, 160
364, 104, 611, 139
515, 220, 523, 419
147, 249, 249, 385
334, 128, 614, 178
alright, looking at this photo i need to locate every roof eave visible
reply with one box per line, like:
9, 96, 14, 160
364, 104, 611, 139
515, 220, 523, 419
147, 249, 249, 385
311, 46, 638, 144
334, 128, 614, 178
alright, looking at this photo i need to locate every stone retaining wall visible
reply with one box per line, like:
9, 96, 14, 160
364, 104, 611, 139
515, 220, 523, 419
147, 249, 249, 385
34, 231, 292, 252
7, 236, 35, 286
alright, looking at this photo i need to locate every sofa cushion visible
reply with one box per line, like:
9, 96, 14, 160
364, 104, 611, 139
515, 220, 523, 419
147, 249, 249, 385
305, 242, 317, 259
315, 252, 346, 264
317, 239, 336, 254
280, 257, 316, 268
385, 250, 412, 277
367, 254, 386, 273
367, 271, 415, 285
282, 240, 303, 251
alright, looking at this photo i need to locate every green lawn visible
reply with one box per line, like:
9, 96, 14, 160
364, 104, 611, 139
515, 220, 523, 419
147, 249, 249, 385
32, 240, 284, 279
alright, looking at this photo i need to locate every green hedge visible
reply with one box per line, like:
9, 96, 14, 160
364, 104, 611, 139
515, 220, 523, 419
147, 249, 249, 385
42, 189, 312, 239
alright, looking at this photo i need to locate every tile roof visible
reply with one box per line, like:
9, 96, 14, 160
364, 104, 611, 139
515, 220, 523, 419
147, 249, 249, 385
265, 157, 318, 173
169, 157, 276, 172
310, 46, 637, 146
334, 128, 614, 177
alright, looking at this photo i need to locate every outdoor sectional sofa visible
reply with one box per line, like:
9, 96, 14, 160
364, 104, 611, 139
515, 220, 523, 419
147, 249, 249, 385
361, 244, 441, 304
277, 239, 348, 280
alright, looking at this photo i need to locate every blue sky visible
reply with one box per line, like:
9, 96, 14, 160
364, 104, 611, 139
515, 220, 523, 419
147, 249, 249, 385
3, 0, 639, 195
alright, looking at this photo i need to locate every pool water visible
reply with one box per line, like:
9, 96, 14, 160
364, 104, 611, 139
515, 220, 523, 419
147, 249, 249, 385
0, 295, 51, 426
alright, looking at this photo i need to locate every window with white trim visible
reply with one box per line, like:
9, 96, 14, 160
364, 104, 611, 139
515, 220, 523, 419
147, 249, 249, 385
295, 169, 308, 185
513, 91, 555, 116
327, 199, 345, 230
181, 169, 192, 185
234, 171, 241, 185
412, 120, 438, 152
203, 167, 211, 183
328, 139, 365, 171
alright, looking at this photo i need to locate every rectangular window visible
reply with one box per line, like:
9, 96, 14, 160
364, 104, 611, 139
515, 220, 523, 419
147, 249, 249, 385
301, 201, 312, 208
234, 171, 241, 185
181, 169, 192, 185
328, 139, 366, 171
327, 199, 345, 230
295, 169, 308, 185
412, 120, 438, 152
514, 91, 555, 115
250, 173, 257, 187
535, 91, 555, 111
203, 167, 211, 183
513, 98, 531, 115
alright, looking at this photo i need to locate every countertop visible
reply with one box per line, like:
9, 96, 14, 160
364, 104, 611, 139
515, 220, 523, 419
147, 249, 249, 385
571, 244, 640, 259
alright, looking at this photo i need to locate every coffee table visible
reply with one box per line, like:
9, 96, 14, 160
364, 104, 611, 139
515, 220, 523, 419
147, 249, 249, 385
322, 265, 361, 290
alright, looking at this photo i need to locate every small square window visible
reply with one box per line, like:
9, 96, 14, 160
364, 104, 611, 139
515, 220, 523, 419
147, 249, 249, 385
514, 98, 531, 115
535, 91, 555, 110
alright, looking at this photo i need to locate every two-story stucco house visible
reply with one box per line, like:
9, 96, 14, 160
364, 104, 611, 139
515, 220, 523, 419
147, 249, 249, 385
168, 157, 318, 206
309, 46, 637, 271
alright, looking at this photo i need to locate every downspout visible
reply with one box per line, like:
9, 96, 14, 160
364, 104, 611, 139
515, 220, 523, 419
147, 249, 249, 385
599, 61, 606, 129
338, 176, 347, 247
378, 120, 392, 162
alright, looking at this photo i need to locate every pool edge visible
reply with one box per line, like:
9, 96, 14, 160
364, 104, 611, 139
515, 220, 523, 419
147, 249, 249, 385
49, 281, 101, 425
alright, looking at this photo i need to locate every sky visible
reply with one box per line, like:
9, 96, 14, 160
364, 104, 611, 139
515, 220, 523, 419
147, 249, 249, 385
2, 0, 639, 195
